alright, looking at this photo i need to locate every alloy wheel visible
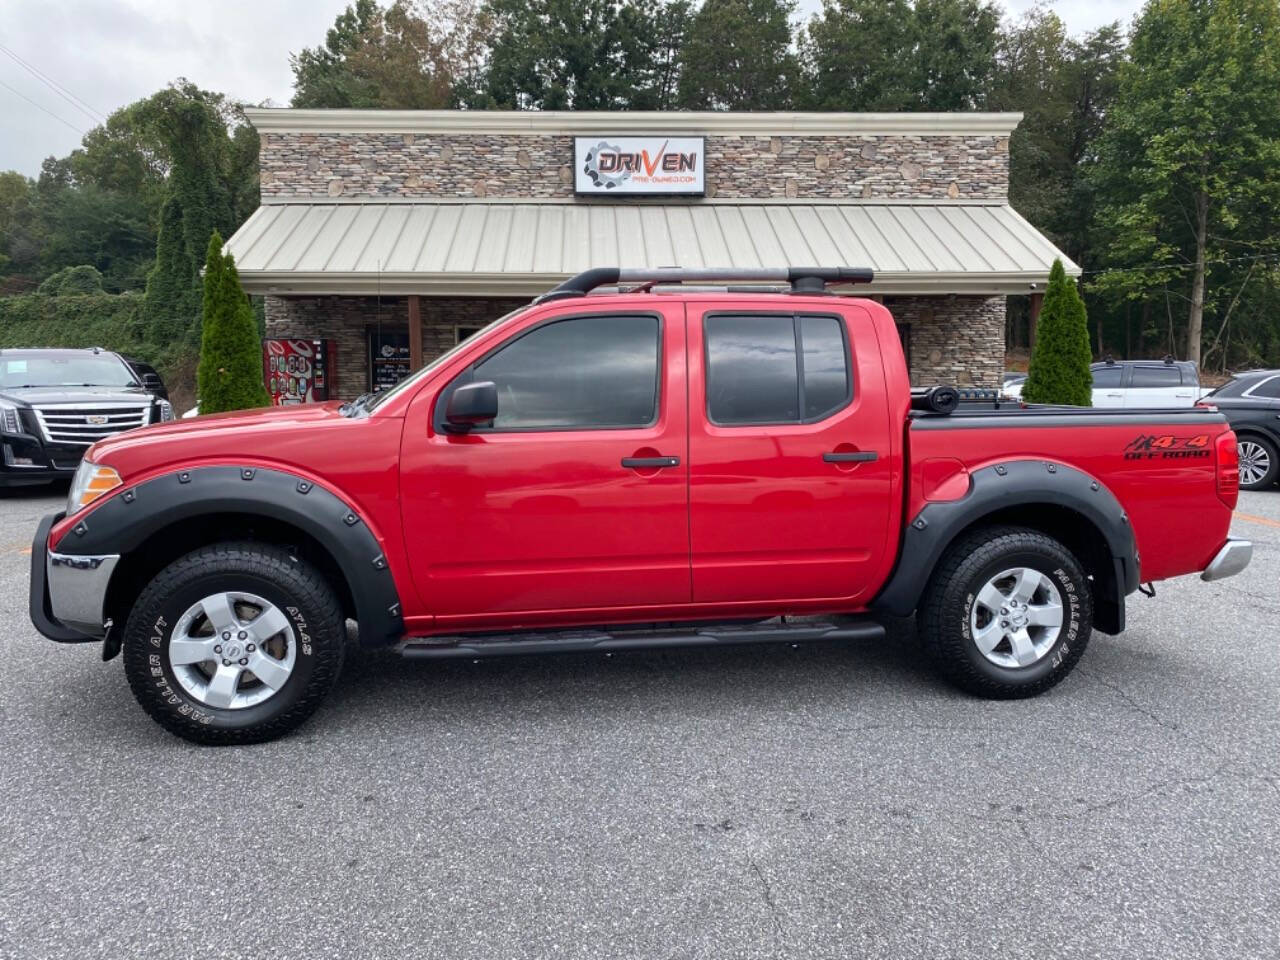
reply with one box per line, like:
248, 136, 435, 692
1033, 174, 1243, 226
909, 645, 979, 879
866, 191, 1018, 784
969, 567, 1064, 669
1238, 440, 1271, 487
168, 591, 297, 709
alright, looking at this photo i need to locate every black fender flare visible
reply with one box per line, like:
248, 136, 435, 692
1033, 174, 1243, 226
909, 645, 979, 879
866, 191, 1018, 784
871, 460, 1139, 632
59, 465, 404, 646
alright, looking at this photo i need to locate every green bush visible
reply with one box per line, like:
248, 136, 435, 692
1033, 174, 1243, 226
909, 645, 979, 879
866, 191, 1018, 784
1022, 259, 1093, 406
0, 291, 146, 352
36, 265, 106, 296
196, 231, 270, 413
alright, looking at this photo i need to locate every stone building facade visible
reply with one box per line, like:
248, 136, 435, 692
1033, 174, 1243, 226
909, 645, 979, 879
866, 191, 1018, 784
228, 110, 1075, 399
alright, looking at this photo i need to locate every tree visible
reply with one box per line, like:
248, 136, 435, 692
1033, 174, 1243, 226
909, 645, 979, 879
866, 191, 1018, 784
1022, 260, 1093, 406
911, 0, 1000, 109
139, 83, 237, 343
1092, 0, 1280, 366
677, 0, 798, 109
802, 0, 917, 110
197, 231, 270, 414
466, 0, 688, 110
801, 0, 999, 110
291, 0, 488, 109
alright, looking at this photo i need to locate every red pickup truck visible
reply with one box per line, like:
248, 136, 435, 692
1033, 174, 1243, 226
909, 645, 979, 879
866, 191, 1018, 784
30, 267, 1252, 744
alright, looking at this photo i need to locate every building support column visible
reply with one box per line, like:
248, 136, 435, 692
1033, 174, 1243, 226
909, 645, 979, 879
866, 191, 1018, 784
1028, 292, 1044, 350
408, 294, 423, 372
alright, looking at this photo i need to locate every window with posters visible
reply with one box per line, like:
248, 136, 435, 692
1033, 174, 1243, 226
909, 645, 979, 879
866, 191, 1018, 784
263, 339, 333, 405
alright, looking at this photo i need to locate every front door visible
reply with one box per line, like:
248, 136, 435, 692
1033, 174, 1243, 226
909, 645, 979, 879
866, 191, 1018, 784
399, 305, 690, 625
687, 304, 895, 604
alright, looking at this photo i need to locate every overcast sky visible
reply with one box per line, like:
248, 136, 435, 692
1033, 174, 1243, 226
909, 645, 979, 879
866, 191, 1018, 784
1, 0, 1144, 177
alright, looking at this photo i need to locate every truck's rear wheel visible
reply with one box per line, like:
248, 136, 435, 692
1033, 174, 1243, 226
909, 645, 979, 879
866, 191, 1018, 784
919, 526, 1092, 698
122, 541, 345, 745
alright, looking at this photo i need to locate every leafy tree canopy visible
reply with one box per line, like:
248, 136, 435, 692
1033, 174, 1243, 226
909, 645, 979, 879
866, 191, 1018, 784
677, 0, 798, 109
802, 0, 1000, 110
291, 0, 488, 109
1092, 0, 1280, 366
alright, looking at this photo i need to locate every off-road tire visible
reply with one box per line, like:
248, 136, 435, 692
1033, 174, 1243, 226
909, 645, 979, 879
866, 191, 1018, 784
919, 525, 1092, 699
122, 541, 345, 745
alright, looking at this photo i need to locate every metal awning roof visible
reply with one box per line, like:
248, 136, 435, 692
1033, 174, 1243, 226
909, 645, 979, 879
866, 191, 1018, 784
225, 199, 1079, 297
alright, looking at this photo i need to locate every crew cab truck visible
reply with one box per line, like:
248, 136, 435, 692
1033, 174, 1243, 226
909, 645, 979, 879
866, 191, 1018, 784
29, 267, 1253, 745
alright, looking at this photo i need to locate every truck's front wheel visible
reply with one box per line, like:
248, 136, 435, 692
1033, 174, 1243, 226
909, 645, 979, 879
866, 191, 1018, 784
122, 541, 345, 745
919, 526, 1092, 698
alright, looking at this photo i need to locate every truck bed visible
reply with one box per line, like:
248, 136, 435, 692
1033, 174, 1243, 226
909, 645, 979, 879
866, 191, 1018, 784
904, 403, 1233, 584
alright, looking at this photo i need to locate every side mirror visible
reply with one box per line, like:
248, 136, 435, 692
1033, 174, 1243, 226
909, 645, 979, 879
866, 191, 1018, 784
445, 380, 498, 431
142, 373, 163, 391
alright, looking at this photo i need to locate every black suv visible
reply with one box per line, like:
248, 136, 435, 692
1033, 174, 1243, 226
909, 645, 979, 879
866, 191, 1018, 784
1, 348, 173, 488
1200, 369, 1280, 490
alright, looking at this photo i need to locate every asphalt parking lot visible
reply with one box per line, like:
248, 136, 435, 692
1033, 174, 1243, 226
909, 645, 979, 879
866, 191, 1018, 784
1, 486, 1278, 960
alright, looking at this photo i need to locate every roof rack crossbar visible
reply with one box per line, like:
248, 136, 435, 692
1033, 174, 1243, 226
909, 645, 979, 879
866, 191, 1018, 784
534, 266, 874, 303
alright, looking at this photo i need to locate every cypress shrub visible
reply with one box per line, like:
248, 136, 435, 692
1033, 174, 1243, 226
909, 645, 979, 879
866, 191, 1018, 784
196, 231, 270, 413
1022, 259, 1093, 406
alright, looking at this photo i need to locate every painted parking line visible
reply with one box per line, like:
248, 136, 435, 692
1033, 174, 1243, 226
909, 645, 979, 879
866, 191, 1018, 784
1233, 511, 1280, 530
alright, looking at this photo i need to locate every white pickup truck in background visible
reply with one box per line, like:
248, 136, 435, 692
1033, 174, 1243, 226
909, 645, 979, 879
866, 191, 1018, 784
1003, 358, 1211, 408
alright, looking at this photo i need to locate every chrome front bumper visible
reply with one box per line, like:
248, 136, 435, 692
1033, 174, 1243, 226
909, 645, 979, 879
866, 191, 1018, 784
46, 551, 119, 637
29, 511, 119, 642
1201, 538, 1253, 582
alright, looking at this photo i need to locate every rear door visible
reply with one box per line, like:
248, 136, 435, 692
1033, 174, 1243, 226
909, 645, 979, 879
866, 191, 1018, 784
686, 304, 895, 604
1125, 363, 1191, 407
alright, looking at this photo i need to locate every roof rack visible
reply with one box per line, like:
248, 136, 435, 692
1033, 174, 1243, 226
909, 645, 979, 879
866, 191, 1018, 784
534, 266, 875, 303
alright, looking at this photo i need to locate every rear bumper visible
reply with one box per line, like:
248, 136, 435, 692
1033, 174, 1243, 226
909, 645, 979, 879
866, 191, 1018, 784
29, 512, 117, 642
1201, 538, 1252, 582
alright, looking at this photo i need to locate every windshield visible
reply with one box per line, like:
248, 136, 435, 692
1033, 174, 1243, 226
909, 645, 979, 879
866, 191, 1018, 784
0, 353, 138, 389
362, 307, 527, 413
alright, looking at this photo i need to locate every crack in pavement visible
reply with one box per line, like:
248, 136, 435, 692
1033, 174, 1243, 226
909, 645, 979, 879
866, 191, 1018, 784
1078, 667, 1183, 735
747, 854, 785, 948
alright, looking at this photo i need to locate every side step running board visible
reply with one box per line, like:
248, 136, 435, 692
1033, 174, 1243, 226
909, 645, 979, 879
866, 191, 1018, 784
398, 618, 885, 659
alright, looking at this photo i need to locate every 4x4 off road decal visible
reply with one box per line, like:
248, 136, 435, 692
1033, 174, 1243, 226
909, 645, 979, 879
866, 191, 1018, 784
1124, 434, 1211, 461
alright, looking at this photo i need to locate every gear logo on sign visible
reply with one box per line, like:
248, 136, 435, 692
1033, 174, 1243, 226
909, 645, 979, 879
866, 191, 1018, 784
582, 141, 630, 190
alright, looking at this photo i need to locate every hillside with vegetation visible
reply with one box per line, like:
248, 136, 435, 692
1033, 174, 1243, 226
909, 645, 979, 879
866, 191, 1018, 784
2, 0, 1278, 401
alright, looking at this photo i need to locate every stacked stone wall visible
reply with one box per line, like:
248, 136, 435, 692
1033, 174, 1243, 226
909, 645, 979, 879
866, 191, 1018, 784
260, 132, 1009, 202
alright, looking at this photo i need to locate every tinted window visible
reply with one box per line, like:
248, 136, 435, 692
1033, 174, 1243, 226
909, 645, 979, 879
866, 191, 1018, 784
1091, 366, 1122, 388
1130, 365, 1182, 388
706, 315, 798, 423
705, 314, 850, 425
470, 314, 659, 430
1250, 375, 1280, 399
801, 316, 850, 418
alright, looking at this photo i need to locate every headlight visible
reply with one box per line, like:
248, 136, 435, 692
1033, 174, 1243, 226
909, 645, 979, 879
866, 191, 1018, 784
66, 458, 122, 515
0, 401, 19, 435
158, 400, 174, 422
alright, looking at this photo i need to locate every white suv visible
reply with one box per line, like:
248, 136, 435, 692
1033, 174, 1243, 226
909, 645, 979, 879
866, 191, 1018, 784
1004, 359, 1209, 408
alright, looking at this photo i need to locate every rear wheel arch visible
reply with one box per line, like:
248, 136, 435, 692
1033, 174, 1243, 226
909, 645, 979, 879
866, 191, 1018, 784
872, 460, 1136, 634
